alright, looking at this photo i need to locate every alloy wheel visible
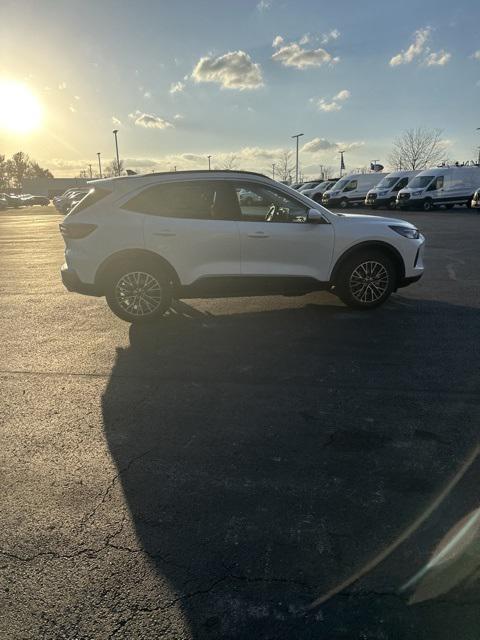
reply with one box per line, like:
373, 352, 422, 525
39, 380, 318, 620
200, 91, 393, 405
349, 261, 389, 303
115, 271, 163, 317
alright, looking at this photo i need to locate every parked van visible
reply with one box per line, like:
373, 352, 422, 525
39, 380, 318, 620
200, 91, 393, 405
397, 165, 480, 211
301, 179, 338, 203
323, 173, 386, 208
365, 170, 420, 210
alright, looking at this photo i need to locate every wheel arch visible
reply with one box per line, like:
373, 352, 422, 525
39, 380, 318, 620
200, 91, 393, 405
330, 241, 406, 287
94, 249, 181, 294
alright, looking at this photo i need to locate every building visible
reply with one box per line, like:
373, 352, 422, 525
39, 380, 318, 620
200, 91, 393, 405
22, 177, 90, 198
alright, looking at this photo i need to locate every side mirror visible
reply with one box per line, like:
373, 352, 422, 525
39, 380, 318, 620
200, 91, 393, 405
308, 209, 326, 224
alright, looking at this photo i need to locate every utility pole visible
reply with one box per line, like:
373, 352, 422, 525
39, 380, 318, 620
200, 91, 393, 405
207, 155, 211, 171
272, 163, 275, 180
291, 133, 304, 183
97, 152, 102, 178
112, 129, 120, 176
339, 150, 345, 178
88, 164, 93, 179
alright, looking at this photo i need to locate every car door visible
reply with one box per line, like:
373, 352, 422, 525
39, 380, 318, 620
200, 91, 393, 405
232, 181, 334, 281
122, 179, 241, 285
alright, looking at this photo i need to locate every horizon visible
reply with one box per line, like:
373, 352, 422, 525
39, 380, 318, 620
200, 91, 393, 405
1, 0, 479, 179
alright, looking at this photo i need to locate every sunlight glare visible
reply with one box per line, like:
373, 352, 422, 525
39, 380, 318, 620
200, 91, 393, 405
0, 80, 43, 134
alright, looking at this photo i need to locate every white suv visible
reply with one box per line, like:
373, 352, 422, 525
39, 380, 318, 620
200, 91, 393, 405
60, 170, 425, 323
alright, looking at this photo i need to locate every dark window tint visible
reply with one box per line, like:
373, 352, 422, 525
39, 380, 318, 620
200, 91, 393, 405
122, 181, 237, 219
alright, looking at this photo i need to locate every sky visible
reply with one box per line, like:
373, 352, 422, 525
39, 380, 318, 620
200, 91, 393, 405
0, 0, 479, 178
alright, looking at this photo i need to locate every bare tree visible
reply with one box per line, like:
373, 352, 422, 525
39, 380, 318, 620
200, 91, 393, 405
389, 127, 446, 171
277, 150, 293, 182
317, 164, 334, 180
221, 154, 239, 170
104, 159, 125, 177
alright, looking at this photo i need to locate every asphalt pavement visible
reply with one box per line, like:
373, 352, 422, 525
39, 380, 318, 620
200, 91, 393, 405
1, 205, 480, 639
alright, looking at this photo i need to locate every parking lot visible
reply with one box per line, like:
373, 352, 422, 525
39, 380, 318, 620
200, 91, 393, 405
1, 205, 480, 639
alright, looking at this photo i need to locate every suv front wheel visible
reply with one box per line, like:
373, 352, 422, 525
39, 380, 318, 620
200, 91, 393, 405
335, 250, 396, 309
105, 258, 172, 323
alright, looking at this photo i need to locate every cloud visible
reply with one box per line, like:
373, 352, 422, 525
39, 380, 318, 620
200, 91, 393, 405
311, 89, 350, 112
181, 153, 205, 162
170, 81, 186, 94
112, 116, 122, 127
272, 37, 339, 69
299, 34, 310, 45
302, 138, 337, 153
192, 51, 263, 90
302, 138, 364, 153
389, 27, 431, 66
473, 51, 480, 60
128, 110, 174, 129
321, 29, 340, 44
425, 50, 451, 66
256, 0, 272, 10
123, 157, 159, 168
173, 113, 184, 120
143, 91, 152, 98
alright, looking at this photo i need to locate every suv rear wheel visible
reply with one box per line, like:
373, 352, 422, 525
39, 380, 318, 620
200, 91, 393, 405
335, 250, 396, 309
105, 258, 172, 323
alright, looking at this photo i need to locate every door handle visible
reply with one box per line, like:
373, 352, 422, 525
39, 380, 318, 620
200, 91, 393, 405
248, 232, 269, 238
153, 230, 176, 237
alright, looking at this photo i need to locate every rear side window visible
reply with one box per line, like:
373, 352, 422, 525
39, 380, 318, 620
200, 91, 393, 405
70, 188, 111, 214
122, 181, 237, 220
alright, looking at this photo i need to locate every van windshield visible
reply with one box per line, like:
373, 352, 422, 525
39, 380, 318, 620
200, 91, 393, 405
333, 178, 349, 190
409, 175, 434, 189
377, 176, 401, 189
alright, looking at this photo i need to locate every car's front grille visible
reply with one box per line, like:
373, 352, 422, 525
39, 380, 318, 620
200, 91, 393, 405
367, 193, 377, 201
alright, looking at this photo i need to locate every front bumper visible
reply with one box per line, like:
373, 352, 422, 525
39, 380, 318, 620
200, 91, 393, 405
365, 196, 391, 207
61, 264, 101, 296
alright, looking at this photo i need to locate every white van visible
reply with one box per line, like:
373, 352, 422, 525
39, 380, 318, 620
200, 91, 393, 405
301, 179, 338, 202
397, 165, 480, 211
322, 173, 386, 208
365, 170, 420, 210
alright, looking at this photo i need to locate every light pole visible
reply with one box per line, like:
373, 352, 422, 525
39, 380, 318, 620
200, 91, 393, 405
207, 155, 211, 171
97, 152, 102, 178
272, 163, 275, 180
476, 128, 480, 165
112, 129, 120, 176
338, 150, 345, 178
291, 133, 304, 184
88, 163, 93, 179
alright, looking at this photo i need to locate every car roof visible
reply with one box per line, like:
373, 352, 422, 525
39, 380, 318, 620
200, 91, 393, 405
90, 169, 269, 185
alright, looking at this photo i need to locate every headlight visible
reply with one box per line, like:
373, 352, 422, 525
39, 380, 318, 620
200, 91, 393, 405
389, 225, 420, 239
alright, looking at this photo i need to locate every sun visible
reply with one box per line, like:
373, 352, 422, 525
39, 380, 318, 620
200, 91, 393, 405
0, 80, 43, 134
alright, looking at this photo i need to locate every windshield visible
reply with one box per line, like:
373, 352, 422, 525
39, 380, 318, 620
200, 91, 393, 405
376, 176, 401, 189
332, 178, 350, 190
302, 181, 320, 189
408, 175, 434, 189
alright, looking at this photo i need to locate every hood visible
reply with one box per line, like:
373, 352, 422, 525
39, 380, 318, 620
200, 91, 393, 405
336, 213, 416, 227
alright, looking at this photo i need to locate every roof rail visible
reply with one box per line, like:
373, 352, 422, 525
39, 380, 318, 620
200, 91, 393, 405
106, 169, 271, 181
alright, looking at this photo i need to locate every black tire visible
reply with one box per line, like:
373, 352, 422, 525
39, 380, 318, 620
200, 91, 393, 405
388, 198, 397, 210
422, 198, 434, 212
339, 197, 349, 209
105, 257, 172, 323
335, 250, 396, 310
